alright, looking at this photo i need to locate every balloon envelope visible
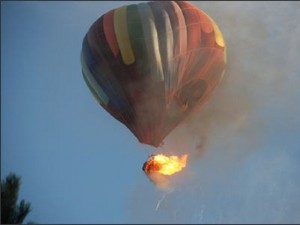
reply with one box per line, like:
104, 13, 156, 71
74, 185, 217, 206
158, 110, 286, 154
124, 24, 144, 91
81, 1, 226, 147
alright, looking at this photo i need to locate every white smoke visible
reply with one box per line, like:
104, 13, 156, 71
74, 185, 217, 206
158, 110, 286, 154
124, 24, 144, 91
129, 1, 300, 224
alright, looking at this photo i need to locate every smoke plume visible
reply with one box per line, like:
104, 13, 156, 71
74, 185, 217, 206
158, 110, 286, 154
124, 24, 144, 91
129, 2, 300, 224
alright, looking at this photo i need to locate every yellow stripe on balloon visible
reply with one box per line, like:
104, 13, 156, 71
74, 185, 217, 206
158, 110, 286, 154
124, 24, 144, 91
114, 6, 135, 65
207, 16, 225, 48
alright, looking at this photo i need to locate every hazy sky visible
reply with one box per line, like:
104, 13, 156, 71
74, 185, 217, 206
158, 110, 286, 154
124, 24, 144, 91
2, 1, 300, 224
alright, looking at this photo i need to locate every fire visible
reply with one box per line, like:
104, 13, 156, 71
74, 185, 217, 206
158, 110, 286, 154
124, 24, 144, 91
143, 154, 188, 175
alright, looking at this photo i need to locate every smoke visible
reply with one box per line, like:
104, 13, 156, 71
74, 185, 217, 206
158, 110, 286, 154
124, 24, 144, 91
162, 1, 300, 165
128, 1, 300, 224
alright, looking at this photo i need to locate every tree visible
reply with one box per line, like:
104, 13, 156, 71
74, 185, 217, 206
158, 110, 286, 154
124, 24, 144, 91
1, 173, 32, 224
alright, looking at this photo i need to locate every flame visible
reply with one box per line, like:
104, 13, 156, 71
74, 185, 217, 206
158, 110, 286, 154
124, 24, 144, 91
143, 154, 188, 175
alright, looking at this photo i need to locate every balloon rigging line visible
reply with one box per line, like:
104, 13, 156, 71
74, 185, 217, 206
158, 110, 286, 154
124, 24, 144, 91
155, 188, 175, 211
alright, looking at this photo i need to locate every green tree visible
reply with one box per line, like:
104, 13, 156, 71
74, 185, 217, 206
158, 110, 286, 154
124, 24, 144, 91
1, 173, 32, 224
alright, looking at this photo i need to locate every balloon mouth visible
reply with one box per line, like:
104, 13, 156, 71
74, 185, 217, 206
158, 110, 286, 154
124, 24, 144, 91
140, 140, 162, 148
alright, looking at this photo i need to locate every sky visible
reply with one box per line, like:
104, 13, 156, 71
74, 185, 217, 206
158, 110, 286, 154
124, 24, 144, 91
1, 1, 300, 224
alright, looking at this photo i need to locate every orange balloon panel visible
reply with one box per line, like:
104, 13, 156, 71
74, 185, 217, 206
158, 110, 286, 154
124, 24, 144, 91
81, 1, 226, 147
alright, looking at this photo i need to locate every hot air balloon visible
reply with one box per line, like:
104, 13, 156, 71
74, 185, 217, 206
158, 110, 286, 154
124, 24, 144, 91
80, 1, 226, 147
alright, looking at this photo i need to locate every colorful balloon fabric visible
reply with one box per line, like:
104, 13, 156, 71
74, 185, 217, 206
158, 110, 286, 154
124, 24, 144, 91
81, 1, 226, 147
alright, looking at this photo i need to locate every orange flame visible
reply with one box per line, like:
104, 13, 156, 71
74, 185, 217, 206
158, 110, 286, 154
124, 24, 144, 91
143, 154, 188, 175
